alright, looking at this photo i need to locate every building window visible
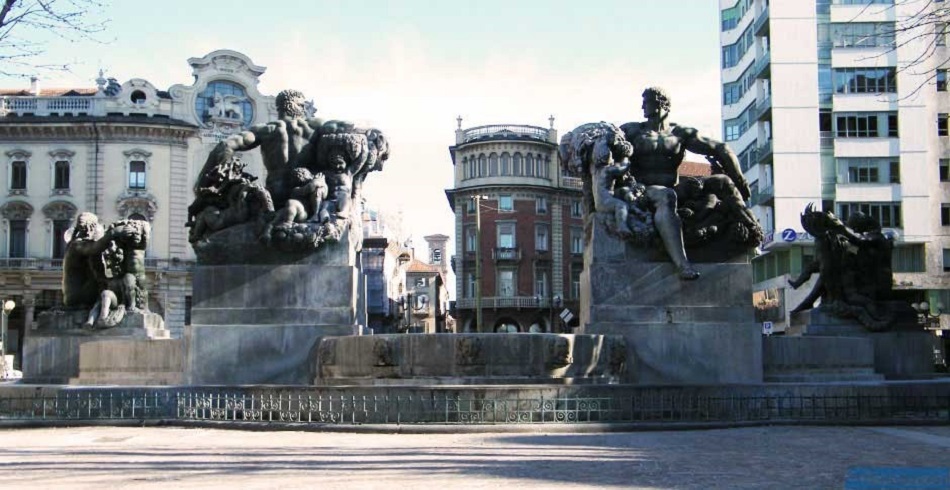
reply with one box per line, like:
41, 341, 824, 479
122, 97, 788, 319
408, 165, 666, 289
893, 244, 926, 273
185, 296, 193, 325
837, 202, 902, 228
944, 249, 950, 272
513, 153, 523, 175
497, 223, 515, 248
570, 200, 582, 218
465, 198, 476, 215
834, 112, 897, 138
53, 160, 70, 190
478, 155, 487, 176
940, 114, 949, 137
939, 70, 948, 92
489, 153, 498, 176
500, 153, 511, 175
461, 158, 469, 180
8, 219, 26, 258
537, 156, 547, 179
52, 219, 69, 259
498, 195, 513, 212
10, 161, 26, 190
833, 67, 897, 94
498, 269, 515, 297
571, 266, 582, 300
943, 204, 950, 226
466, 272, 477, 298
941, 159, 950, 182
938, 23, 947, 47
465, 226, 477, 252
570, 227, 583, 255
535, 224, 549, 252
838, 158, 899, 184
468, 157, 477, 179
525, 154, 535, 176
830, 22, 895, 48
536, 197, 547, 214
534, 267, 549, 298
128, 161, 146, 189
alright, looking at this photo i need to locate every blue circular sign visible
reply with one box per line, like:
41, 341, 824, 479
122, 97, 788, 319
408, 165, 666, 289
781, 229, 797, 242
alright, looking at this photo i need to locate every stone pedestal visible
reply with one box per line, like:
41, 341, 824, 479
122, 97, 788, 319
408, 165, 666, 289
802, 308, 935, 379
314, 333, 627, 386
23, 310, 173, 384
580, 219, 762, 385
186, 225, 360, 385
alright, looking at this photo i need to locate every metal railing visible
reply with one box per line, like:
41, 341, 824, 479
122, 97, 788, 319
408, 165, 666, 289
0, 388, 945, 426
753, 51, 771, 80
757, 139, 773, 163
456, 296, 551, 309
492, 247, 521, 261
561, 176, 583, 190
0, 257, 195, 271
1, 96, 103, 116
753, 6, 770, 36
462, 125, 550, 143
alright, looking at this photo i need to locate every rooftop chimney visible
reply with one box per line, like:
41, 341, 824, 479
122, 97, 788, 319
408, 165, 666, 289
29, 77, 40, 96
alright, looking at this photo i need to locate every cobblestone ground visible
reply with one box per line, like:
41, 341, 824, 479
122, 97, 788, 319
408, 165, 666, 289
0, 425, 947, 489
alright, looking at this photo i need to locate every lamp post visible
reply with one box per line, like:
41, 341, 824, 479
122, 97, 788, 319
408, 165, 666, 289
912, 301, 943, 330
551, 294, 562, 333
1, 300, 14, 361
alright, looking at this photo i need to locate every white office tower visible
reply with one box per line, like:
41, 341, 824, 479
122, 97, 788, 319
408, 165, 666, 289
719, 0, 950, 333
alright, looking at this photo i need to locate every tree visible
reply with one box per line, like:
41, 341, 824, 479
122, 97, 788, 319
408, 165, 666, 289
0, 0, 109, 78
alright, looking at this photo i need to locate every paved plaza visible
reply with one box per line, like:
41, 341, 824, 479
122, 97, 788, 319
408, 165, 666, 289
0, 425, 947, 488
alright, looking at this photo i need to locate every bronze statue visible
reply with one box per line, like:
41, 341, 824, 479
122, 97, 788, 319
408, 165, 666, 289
560, 87, 762, 279
62, 212, 153, 329
789, 204, 904, 331
187, 89, 389, 254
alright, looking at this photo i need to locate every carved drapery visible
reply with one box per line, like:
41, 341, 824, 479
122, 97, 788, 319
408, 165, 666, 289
1, 200, 34, 220
41, 200, 78, 221
116, 190, 158, 220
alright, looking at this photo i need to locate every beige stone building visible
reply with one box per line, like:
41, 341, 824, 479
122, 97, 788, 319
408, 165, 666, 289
0, 50, 281, 360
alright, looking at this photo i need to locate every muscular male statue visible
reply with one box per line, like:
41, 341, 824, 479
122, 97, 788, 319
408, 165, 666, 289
62, 213, 113, 308
621, 87, 751, 280
197, 89, 323, 208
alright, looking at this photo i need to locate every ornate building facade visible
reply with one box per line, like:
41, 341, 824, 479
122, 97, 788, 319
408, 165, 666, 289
0, 50, 280, 358
446, 120, 585, 333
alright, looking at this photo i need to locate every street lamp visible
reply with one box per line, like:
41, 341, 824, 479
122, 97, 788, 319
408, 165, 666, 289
912, 301, 943, 329
1, 299, 14, 360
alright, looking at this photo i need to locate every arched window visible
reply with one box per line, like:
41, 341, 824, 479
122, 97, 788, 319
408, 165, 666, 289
468, 156, 477, 179
525, 154, 535, 176
489, 153, 499, 176
478, 154, 487, 176
500, 153, 511, 175
461, 157, 468, 180
536, 154, 545, 178
513, 153, 523, 175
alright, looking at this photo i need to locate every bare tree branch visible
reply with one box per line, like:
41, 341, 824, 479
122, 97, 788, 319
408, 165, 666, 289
0, 0, 109, 79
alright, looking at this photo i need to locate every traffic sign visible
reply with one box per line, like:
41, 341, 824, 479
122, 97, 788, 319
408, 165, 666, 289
559, 308, 574, 324
762, 321, 774, 335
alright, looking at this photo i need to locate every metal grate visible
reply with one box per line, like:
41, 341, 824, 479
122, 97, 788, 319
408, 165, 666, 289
0, 389, 946, 426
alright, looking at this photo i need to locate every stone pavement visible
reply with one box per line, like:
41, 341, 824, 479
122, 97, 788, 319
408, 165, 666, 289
0, 425, 947, 489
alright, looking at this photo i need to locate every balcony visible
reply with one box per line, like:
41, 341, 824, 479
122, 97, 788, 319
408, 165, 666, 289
492, 247, 521, 262
0, 257, 196, 271
757, 139, 773, 164
456, 296, 554, 310
461, 124, 550, 144
754, 93, 772, 122
0, 96, 104, 117
750, 184, 774, 207
561, 175, 583, 191
753, 6, 769, 37
753, 51, 771, 80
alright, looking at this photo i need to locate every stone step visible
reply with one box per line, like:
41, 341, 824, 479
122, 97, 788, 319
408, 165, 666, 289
765, 368, 885, 383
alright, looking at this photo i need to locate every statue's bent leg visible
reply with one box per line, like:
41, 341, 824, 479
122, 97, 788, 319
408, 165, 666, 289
646, 186, 699, 280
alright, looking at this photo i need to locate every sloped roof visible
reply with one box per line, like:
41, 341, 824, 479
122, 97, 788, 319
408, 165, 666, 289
0, 88, 98, 97
679, 160, 712, 177
406, 259, 443, 273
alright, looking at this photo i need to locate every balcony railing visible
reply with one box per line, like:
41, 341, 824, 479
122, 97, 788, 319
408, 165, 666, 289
456, 296, 558, 309
757, 139, 773, 164
561, 175, 583, 190
750, 184, 774, 207
753, 6, 770, 36
753, 51, 771, 80
492, 247, 521, 261
0, 96, 105, 117
753, 93, 772, 121
461, 124, 550, 143
0, 257, 196, 271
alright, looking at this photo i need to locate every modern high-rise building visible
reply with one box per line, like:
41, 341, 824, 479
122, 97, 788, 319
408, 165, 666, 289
446, 119, 584, 333
719, 0, 950, 337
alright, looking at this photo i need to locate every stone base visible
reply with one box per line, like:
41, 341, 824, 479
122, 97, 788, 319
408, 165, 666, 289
186, 324, 353, 385
763, 336, 883, 382
70, 338, 183, 385
581, 219, 762, 384
800, 307, 935, 379
23, 311, 171, 384
313, 333, 627, 386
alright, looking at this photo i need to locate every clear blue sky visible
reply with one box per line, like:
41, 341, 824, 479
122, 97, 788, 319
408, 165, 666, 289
2, 0, 724, 280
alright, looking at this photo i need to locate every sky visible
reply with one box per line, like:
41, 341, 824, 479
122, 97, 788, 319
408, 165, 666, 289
1, 0, 725, 288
